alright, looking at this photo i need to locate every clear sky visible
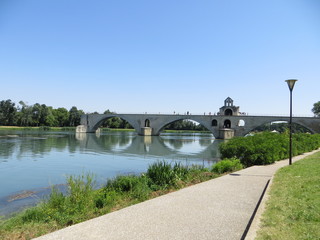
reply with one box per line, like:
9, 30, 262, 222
0, 0, 319, 116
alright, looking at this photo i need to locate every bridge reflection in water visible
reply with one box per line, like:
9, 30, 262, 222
75, 132, 221, 164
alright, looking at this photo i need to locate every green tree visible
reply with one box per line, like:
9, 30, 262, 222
69, 106, 83, 127
39, 104, 49, 126
0, 99, 17, 126
18, 101, 33, 126
312, 101, 320, 117
53, 108, 69, 127
32, 103, 42, 126
45, 107, 57, 126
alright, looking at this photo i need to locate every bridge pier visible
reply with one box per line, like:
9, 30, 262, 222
76, 125, 87, 133
219, 128, 235, 139
140, 127, 153, 136
76, 125, 100, 134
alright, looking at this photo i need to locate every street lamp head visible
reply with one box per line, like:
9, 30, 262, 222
285, 79, 298, 91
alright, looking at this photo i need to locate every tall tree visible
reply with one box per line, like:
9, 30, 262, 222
0, 99, 17, 126
68, 106, 83, 126
45, 107, 57, 126
39, 104, 49, 126
32, 103, 42, 126
312, 101, 320, 117
53, 108, 69, 127
18, 101, 33, 126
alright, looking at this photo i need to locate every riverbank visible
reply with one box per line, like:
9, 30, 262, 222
0, 160, 238, 239
0, 126, 76, 131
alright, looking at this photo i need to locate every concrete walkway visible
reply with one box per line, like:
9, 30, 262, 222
34, 150, 319, 240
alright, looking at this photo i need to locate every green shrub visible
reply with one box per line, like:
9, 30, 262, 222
105, 175, 151, 200
41, 173, 97, 225
146, 161, 188, 189
220, 132, 320, 167
211, 158, 243, 174
94, 189, 120, 210
106, 175, 142, 192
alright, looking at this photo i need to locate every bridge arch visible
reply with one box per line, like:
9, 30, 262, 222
238, 119, 245, 127
145, 119, 150, 127
223, 119, 231, 128
242, 118, 316, 136
224, 109, 233, 116
154, 117, 217, 138
89, 114, 140, 133
212, 119, 218, 127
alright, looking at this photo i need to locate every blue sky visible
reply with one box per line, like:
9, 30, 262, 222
1, 0, 319, 116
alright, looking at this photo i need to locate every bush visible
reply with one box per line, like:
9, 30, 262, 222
146, 161, 189, 189
211, 158, 243, 174
105, 175, 151, 201
220, 132, 320, 167
41, 173, 97, 225
106, 175, 142, 192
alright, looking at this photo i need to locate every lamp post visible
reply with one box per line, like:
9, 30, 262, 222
285, 79, 297, 165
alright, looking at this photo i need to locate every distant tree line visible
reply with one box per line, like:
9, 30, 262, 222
164, 120, 207, 131
0, 99, 84, 127
0, 99, 136, 129
0, 99, 207, 130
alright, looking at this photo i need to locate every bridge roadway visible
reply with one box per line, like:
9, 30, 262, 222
77, 113, 320, 139
34, 148, 320, 240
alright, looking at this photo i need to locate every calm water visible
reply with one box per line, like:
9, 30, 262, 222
0, 130, 221, 216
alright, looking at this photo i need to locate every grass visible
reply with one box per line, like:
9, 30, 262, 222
0, 126, 76, 131
255, 151, 320, 240
0, 162, 219, 240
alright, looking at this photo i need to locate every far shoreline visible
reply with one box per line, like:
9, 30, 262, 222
0, 126, 212, 134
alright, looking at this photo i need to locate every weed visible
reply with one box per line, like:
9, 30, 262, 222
211, 158, 243, 174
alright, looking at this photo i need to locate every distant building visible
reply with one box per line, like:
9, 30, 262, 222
219, 97, 240, 116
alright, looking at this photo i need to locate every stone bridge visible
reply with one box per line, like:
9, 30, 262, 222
77, 114, 320, 139
76, 98, 320, 139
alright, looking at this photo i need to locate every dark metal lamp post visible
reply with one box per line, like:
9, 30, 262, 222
285, 79, 297, 165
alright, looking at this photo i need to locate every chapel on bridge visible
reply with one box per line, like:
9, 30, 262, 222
219, 97, 240, 116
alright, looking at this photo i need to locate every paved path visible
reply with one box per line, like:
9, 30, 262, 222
34, 150, 319, 240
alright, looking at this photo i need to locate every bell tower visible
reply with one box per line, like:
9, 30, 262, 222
219, 97, 240, 116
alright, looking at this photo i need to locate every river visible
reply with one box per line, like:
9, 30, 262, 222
0, 130, 222, 216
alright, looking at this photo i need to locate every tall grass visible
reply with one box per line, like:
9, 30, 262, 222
0, 162, 216, 239
146, 161, 189, 189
